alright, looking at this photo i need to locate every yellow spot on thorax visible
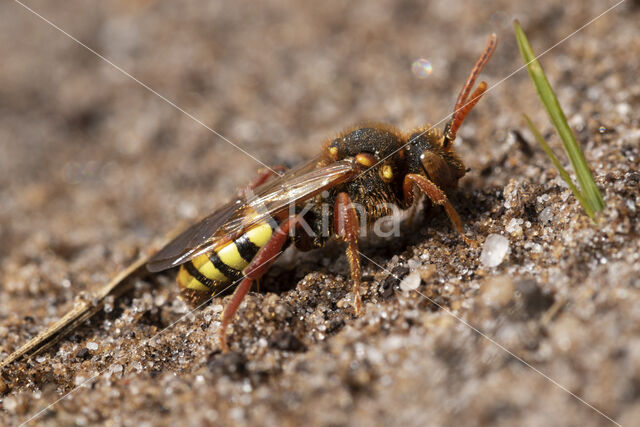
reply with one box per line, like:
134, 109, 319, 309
381, 165, 393, 181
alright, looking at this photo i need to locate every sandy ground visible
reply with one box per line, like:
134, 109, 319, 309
1, 0, 639, 425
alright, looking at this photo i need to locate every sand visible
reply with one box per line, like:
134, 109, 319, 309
1, 0, 639, 425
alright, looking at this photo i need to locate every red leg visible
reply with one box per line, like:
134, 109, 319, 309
244, 165, 287, 195
403, 174, 475, 246
334, 192, 363, 316
219, 216, 298, 352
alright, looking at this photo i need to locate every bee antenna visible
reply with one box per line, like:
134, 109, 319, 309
445, 34, 497, 146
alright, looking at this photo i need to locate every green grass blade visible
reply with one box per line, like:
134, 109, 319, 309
523, 114, 595, 221
514, 20, 605, 214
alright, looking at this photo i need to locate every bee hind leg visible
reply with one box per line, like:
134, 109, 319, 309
219, 215, 299, 352
333, 192, 363, 316
243, 165, 288, 196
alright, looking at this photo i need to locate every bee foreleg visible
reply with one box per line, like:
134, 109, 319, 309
403, 174, 475, 246
333, 192, 363, 316
219, 215, 299, 352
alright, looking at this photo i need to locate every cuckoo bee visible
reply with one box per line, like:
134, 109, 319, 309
148, 35, 497, 352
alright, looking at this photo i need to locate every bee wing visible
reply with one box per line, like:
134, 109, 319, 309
146, 198, 243, 272
146, 157, 357, 272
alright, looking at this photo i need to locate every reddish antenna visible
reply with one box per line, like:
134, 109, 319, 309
444, 34, 497, 146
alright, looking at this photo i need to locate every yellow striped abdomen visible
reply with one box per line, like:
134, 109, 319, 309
177, 222, 274, 300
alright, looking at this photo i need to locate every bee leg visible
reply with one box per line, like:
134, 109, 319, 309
244, 165, 288, 195
403, 174, 476, 246
333, 192, 363, 316
219, 215, 299, 353
406, 199, 420, 228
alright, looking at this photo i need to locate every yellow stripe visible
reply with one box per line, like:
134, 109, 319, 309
216, 243, 249, 270
177, 265, 210, 292
192, 254, 228, 282
181, 222, 273, 290
246, 222, 273, 248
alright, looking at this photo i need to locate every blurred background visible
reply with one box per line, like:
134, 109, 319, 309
1, 0, 632, 257
1, 0, 639, 425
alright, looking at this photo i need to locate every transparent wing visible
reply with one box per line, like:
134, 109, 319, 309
147, 156, 357, 272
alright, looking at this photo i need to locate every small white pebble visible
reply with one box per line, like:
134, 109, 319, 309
539, 206, 553, 224
537, 194, 550, 205
86, 342, 98, 351
399, 271, 421, 292
480, 234, 509, 267
110, 364, 123, 374
506, 218, 523, 236
172, 300, 188, 314
154, 294, 167, 306
407, 259, 420, 271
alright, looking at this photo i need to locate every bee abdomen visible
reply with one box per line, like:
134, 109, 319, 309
177, 222, 274, 297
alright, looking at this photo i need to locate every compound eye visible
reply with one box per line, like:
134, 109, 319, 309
355, 152, 376, 167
